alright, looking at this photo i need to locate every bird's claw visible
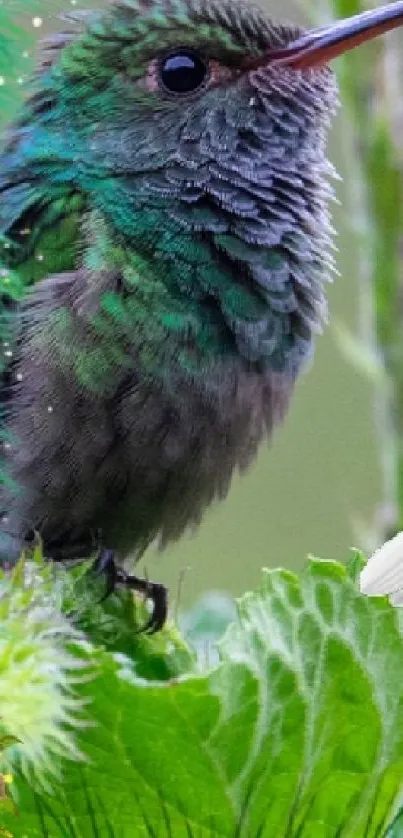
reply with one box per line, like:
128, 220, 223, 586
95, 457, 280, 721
140, 582, 168, 634
91, 550, 168, 632
116, 568, 168, 634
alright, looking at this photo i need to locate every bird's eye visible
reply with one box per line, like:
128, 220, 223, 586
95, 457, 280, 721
159, 49, 209, 95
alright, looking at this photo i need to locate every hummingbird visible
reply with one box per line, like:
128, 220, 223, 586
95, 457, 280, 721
0, 0, 402, 632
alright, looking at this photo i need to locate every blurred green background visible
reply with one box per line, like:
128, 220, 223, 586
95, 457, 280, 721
0, 0, 384, 605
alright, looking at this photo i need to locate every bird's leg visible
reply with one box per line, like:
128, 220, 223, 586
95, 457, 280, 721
92, 547, 117, 601
92, 548, 168, 634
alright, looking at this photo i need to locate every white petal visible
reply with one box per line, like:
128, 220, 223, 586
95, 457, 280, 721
360, 531, 403, 595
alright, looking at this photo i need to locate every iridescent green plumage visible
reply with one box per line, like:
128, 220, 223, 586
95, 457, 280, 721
0, 0, 338, 616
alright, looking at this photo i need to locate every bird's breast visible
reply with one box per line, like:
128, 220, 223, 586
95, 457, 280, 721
101, 359, 293, 554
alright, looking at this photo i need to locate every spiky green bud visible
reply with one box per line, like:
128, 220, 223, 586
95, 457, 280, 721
0, 553, 91, 787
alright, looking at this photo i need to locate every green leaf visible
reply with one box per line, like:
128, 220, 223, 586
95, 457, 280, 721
3, 556, 403, 837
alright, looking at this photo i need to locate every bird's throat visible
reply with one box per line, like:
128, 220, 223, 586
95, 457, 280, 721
82, 211, 314, 378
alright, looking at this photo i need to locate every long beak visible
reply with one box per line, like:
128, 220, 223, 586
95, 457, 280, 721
246, 1, 403, 71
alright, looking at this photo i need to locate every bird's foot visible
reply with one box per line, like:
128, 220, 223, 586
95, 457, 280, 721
92, 548, 117, 601
92, 549, 168, 634
116, 568, 168, 634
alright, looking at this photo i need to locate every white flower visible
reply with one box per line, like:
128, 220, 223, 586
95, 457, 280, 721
360, 531, 403, 605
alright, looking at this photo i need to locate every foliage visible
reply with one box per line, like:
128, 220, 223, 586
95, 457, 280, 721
0, 551, 401, 836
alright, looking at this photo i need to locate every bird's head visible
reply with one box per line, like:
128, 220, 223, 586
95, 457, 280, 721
2, 0, 403, 372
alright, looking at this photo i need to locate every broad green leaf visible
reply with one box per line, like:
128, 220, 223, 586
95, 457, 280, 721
2, 555, 403, 837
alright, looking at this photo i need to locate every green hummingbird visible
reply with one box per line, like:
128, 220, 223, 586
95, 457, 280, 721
0, 0, 402, 631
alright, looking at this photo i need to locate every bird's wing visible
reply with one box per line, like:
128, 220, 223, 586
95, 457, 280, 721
0, 156, 85, 411
0, 168, 84, 287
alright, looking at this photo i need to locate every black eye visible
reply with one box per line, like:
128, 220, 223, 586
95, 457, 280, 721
159, 49, 208, 95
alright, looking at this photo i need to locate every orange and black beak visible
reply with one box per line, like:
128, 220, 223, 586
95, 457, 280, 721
246, 1, 403, 70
